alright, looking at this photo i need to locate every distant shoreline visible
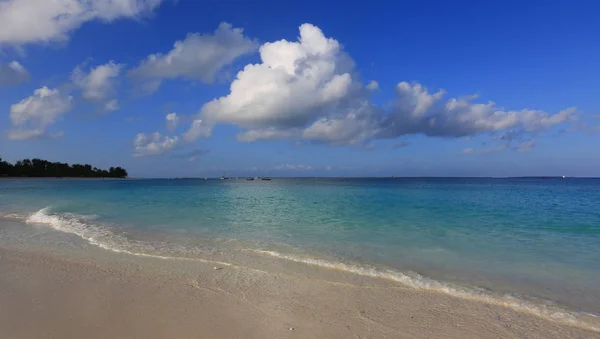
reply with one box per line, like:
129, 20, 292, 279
2, 176, 599, 181
0, 177, 133, 180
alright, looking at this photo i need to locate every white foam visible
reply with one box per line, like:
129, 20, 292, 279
20, 207, 600, 332
252, 249, 600, 332
0, 211, 29, 221
26, 207, 232, 266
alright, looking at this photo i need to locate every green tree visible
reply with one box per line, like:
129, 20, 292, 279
0, 156, 128, 178
0, 157, 13, 177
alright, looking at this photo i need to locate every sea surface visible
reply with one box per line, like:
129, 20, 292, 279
1, 178, 599, 319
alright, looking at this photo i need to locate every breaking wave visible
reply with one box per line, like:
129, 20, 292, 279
10, 207, 600, 332
25, 207, 231, 266
251, 249, 600, 332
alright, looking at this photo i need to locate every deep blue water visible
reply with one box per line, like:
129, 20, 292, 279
1, 178, 599, 313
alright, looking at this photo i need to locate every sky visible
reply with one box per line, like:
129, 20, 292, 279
1, 0, 599, 178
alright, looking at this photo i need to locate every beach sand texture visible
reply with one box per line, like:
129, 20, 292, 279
1, 244, 598, 339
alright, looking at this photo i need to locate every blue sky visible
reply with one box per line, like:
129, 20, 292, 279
1, 0, 599, 177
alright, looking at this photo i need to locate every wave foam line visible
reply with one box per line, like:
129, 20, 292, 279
26, 207, 232, 267
21, 207, 600, 332
0, 212, 29, 221
252, 250, 600, 332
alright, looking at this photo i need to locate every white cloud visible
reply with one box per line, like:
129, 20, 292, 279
186, 23, 362, 141
72, 61, 122, 110
7, 86, 72, 140
366, 80, 379, 91
0, 0, 164, 45
236, 128, 300, 142
128, 22, 258, 93
133, 132, 179, 157
104, 99, 119, 111
378, 82, 575, 138
182, 119, 212, 141
166, 112, 179, 132
179, 23, 576, 151
0, 61, 29, 86
301, 102, 379, 145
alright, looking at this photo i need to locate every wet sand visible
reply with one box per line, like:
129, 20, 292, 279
1, 243, 599, 339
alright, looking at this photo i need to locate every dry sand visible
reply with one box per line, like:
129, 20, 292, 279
1, 243, 599, 339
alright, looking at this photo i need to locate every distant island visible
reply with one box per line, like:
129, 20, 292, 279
0, 157, 128, 178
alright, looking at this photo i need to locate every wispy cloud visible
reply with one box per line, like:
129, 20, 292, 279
170, 148, 209, 162
128, 22, 258, 94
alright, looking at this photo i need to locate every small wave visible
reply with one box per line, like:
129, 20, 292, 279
21, 207, 600, 332
252, 249, 600, 332
26, 207, 231, 266
0, 211, 29, 221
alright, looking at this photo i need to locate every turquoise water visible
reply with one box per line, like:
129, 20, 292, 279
1, 178, 599, 315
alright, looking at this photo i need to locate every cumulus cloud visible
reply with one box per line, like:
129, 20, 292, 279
7, 86, 72, 140
182, 23, 575, 151
72, 61, 122, 110
366, 80, 379, 91
186, 23, 368, 144
0, 0, 164, 45
133, 132, 179, 157
301, 102, 380, 145
377, 83, 576, 139
128, 22, 258, 93
166, 112, 179, 132
0, 61, 29, 86
236, 128, 300, 142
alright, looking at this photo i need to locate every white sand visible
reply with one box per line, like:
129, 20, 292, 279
1, 243, 598, 339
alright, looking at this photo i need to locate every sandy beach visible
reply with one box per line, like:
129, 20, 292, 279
1, 241, 599, 339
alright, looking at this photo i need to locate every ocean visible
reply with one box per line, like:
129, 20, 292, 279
1, 177, 599, 321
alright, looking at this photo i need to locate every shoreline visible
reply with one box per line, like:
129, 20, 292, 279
2, 212, 600, 332
1, 225, 599, 338
10, 208, 600, 318
0, 177, 132, 180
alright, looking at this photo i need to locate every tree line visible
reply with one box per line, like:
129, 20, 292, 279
0, 157, 128, 178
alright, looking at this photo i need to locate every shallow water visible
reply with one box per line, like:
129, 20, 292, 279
1, 177, 599, 315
